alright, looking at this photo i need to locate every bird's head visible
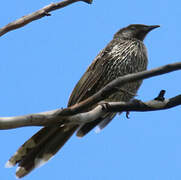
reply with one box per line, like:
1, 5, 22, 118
114, 24, 160, 41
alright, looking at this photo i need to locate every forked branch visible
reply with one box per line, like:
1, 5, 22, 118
0, 62, 180, 130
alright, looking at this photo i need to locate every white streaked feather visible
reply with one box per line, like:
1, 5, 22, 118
34, 153, 53, 169
95, 127, 101, 134
16, 166, 26, 179
5, 160, 14, 168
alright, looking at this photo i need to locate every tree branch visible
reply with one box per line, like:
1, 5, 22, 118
103, 94, 181, 112
0, 92, 181, 130
0, 62, 181, 130
0, 0, 92, 37
59, 62, 181, 115
0, 105, 105, 130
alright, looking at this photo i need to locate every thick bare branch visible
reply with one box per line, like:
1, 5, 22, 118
0, 93, 181, 130
0, 0, 92, 37
0, 105, 105, 130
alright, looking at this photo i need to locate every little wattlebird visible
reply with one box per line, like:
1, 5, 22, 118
6, 24, 159, 178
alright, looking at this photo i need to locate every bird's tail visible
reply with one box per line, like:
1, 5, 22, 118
5, 125, 78, 178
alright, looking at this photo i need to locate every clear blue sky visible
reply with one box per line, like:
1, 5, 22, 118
1, 0, 181, 179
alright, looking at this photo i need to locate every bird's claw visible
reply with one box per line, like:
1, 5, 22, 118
100, 102, 112, 112
126, 111, 130, 119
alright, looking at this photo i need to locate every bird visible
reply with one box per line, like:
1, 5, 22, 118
5, 24, 159, 178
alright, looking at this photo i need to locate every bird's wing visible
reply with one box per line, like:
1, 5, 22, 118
68, 42, 113, 107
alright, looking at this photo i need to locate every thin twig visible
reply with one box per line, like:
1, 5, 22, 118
0, 0, 92, 37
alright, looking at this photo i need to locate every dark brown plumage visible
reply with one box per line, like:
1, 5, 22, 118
6, 24, 159, 178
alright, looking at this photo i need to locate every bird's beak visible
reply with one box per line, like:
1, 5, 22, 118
147, 25, 160, 31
